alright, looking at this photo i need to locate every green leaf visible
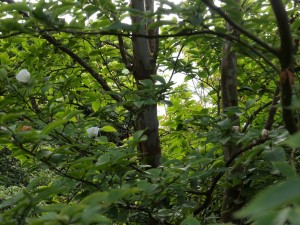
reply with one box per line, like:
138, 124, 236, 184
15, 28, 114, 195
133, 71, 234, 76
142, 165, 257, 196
217, 118, 231, 129
218, 136, 230, 144
134, 101, 144, 108
284, 132, 300, 147
272, 161, 297, 178
236, 178, 300, 218
106, 22, 134, 31
108, 188, 140, 203
0, 68, 7, 79
245, 99, 256, 110
92, 101, 101, 112
151, 75, 166, 85
180, 216, 201, 225
147, 20, 176, 30
41, 119, 67, 135
0, 52, 10, 65
0, 2, 30, 13
264, 147, 286, 162
139, 79, 153, 88
81, 192, 109, 205
36, 149, 52, 159
64, 110, 82, 120
101, 125, 117, 133
0, 113, 23, 123
133, 130, 145, 141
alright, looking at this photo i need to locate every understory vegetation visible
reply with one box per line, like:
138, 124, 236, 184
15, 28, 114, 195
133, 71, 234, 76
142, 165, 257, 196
0, 0, 300, 224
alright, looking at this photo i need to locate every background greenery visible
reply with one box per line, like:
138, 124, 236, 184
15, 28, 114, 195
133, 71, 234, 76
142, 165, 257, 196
0, 0, 300, 224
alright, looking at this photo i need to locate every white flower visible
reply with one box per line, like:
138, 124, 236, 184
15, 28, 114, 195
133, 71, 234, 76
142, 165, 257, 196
232, 126, 240, 132
261, 129, 269, 139
16, 69, 30, 83
121, 68, 129, 75
86, 127, 100, 138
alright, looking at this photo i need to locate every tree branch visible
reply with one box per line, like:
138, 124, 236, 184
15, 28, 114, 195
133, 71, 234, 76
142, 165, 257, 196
202, 0, 279, 56
193, 137, 269, 216
270, 0, 298, 134
270, 0, 294, 69
41, 34, 124, 104
14, 141, 100, 189
242, 100, 273, 133
264, 86, 280, 130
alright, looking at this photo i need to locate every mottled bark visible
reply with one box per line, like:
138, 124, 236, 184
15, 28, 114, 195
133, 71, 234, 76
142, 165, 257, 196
131, 0, 161, 168
135, 105, 161, 167
220, 39, 243, 224
221, 41, 240, 162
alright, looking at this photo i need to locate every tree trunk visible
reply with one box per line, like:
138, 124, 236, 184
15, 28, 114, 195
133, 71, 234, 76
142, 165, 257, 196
131, 0, 161, 168
220, 27, 244, 224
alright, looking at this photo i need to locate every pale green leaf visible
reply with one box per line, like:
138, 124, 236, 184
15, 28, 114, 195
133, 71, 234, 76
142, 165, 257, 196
92, 101, 101, 112
101, 125, 117, 133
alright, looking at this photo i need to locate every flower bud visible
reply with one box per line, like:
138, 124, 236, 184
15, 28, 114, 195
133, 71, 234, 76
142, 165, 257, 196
122, 68, 129, 75
261, 129, 269, 139
86, 127, 100, 138
16, 69, 30, 83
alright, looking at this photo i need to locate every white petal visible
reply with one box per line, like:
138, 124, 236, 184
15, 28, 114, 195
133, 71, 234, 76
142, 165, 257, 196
121, 68, 129, 75
16, 69, 30, 83
86, 127, 100, 138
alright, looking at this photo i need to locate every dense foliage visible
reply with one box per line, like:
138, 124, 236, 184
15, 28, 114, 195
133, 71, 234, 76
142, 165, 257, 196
0, 0, 300, 224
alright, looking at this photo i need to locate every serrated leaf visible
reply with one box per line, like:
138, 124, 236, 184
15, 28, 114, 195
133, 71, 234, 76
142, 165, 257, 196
101, 125, 117, 133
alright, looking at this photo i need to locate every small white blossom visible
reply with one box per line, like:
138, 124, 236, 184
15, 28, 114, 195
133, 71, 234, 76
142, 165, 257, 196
16, 69, 30, 83
0, 126, 8, 131
261, 129, 269, 139
86, 127, 100, 138
121, 68, 130, 75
